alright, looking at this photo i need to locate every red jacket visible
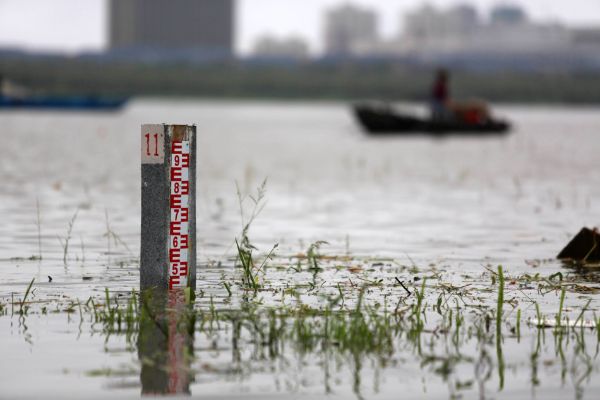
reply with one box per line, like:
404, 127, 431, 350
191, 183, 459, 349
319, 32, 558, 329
432, 80, 448, 102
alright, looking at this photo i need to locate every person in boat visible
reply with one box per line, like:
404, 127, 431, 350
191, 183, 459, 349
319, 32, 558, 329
430, 69, 450, 121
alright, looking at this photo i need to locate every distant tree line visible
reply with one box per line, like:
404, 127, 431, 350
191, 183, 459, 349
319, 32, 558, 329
1, 57, 600, 103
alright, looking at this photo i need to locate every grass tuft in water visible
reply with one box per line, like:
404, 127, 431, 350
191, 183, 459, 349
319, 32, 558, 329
57, 209, 79, 265
103, 209, 131, 260
236, 239, 259, 292
411, 278, 427, 333
19, 278, 35, 316
496, 265, 505, 390
556, 286, 566, 332
496, 266, 504, 329
35, 197, 42, 260
233, 178, 279, 294
223, 281, 232, 297
516, 308, 521, 341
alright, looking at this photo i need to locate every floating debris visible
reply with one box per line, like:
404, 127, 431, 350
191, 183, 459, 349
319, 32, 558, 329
528, 318, 597, 329
558, 227, 600, 263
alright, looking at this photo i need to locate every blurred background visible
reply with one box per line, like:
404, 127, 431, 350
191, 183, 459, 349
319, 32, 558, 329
1, 0, 600, 102
0, 0, 599, 260
0, 0, 598, 269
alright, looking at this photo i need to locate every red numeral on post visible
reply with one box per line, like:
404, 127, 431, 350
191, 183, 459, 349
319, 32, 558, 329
145, 133, 160, 157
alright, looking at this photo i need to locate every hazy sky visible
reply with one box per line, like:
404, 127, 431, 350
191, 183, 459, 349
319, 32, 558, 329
0, 0, 599, 54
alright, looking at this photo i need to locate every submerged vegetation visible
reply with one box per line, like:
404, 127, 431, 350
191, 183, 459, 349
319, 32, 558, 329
56, 208, 79, 264
3, 246, 600, 398
2, 182, 600, 399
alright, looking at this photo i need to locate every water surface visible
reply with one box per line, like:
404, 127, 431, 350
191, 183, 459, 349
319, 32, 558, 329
1, 100, 600, 399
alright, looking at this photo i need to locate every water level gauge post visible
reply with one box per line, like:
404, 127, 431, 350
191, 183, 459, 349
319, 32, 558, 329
141, 124, 196, 291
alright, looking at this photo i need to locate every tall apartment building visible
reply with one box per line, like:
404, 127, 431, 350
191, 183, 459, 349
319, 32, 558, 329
401, 4, 569, 55
109, 0, 234, 55
324, 4, 379, 56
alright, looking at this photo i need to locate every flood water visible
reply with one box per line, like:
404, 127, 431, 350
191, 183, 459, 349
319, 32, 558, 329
1, 100, 600, 399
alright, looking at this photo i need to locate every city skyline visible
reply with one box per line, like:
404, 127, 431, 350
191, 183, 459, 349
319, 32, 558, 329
109, 0, 234, 54
0, 0, 599, 54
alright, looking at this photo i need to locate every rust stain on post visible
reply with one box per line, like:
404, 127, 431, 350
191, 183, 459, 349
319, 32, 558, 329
172, 125, 189, 142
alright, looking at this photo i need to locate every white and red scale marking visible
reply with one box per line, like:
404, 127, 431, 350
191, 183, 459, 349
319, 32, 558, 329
169, 140, 190, 289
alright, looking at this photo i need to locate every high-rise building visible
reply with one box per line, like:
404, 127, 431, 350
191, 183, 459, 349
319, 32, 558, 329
324, 4, 379, 56
490, 5, 528, 26
403, 4, 479, 45
571, 28, 600, 49
109, 0, 235, 55
400, 3, 569, 55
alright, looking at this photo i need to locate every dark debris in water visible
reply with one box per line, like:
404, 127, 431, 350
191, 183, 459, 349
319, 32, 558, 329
558, 227, 600, 264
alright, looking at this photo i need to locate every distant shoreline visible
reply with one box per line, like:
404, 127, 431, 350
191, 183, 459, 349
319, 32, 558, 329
2, 58, 600, 104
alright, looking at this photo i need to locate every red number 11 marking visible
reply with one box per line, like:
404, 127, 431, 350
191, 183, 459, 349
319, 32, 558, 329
145, 133, 159, 156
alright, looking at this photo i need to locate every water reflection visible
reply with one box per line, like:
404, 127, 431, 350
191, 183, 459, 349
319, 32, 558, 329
138, 290, 195, 396
6, 284, 600, 399
131, 292, 600, 399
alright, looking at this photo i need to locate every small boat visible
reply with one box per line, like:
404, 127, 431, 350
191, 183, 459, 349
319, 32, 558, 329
354, 103, 511, 135
0, 95, 128, 111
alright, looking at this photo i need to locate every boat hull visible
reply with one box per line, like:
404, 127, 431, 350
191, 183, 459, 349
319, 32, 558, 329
354, 104, 511, 135
0, 95, 128, 111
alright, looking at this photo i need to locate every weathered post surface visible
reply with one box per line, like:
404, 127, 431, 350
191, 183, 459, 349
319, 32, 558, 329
141, 124, 196, 291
